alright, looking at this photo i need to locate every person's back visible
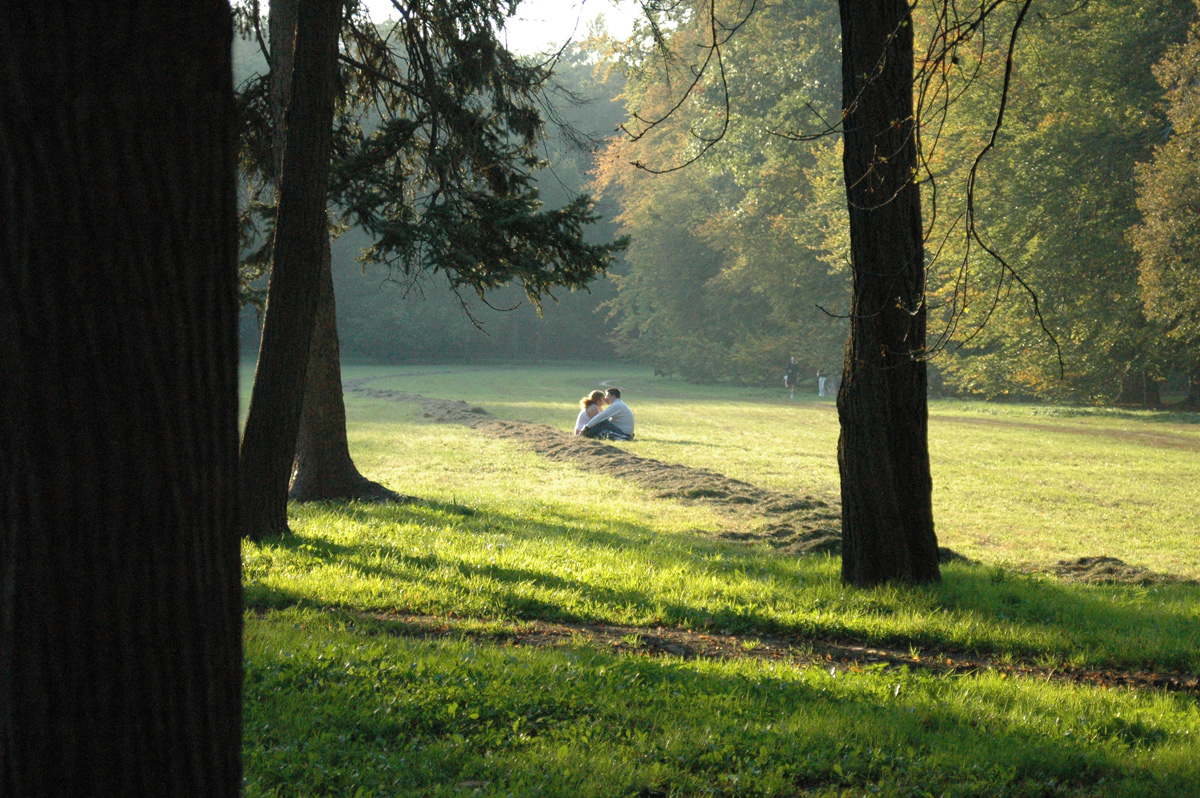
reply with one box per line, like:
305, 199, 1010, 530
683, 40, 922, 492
595, 398, 634, 435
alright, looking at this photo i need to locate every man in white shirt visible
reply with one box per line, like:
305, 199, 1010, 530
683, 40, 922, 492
578, 388, 635, 440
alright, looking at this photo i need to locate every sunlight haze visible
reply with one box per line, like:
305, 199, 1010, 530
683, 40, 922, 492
362, 0, 637, 54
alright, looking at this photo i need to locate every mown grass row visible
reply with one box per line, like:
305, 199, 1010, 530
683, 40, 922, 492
336, 363, 1200, 577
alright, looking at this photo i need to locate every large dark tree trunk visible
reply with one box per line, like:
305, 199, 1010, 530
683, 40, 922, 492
1, 3, 242, 794
836, 0, 941, 586
238, 0, 343, 540
289, 238, 405, 502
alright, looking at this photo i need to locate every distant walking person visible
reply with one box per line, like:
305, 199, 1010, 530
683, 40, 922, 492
784, 357, 800, 399
574, 390, 606, 434
579, 388, 635, 440
817, 369, 827, 397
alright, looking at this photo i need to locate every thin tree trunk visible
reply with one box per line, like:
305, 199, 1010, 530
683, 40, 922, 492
1117, 369, 1162, 408
269, 0, 298, 178
238, 0, 343, 540
1, 3, 241, 793
836, 0, 941, 586
289, 237, 406, 502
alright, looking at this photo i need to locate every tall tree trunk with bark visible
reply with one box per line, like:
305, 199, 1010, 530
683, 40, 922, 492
1, 3, 242, 794
836, 0, 941, 586
238, 0, 343, 540
289, 237, 405, 501
260, 0, 401, 504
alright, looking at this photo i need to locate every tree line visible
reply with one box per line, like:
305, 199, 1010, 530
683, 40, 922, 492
596, 0, 1200, 408
297, 0, 1200, 408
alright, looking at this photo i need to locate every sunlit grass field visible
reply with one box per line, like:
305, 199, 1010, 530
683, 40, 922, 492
240, 362, 1200, 797
316, 362, 1200, 578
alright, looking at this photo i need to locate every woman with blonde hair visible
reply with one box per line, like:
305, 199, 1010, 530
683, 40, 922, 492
574, 390, 606, 435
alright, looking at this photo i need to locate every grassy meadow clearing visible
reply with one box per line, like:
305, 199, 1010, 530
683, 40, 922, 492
241, 363, 1200, 797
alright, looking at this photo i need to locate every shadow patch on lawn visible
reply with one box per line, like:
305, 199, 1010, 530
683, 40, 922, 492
276, 603, 1200, 695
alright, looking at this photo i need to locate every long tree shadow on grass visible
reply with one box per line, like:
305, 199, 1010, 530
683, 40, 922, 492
243, 611, 1198, 798
247, 498, 752, 627
245, 499, 1200, 680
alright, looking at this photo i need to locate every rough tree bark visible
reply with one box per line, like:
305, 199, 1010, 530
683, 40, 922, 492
254, 0, 402, 504
836, 0, 941, 586
238, 0, 343, 540
289, 237, 405, 502
1, 3, 242, 794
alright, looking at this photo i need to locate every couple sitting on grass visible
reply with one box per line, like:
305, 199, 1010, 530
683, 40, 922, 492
574, 387, 635, 441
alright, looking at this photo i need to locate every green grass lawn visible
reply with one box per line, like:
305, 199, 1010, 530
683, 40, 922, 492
241, 363, 1200, 797
323, 363, 1200, 579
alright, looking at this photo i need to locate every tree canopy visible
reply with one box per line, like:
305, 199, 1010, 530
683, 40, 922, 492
1131, 0, 1200, 400
586, 0, 1195, 406
236, 0, 625, 312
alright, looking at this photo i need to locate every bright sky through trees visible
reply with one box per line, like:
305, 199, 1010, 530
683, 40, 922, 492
360, 0, 637, 54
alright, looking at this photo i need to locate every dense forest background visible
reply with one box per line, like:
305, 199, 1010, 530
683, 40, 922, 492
236, 38, 626, 364
238, 0, 1200, 406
